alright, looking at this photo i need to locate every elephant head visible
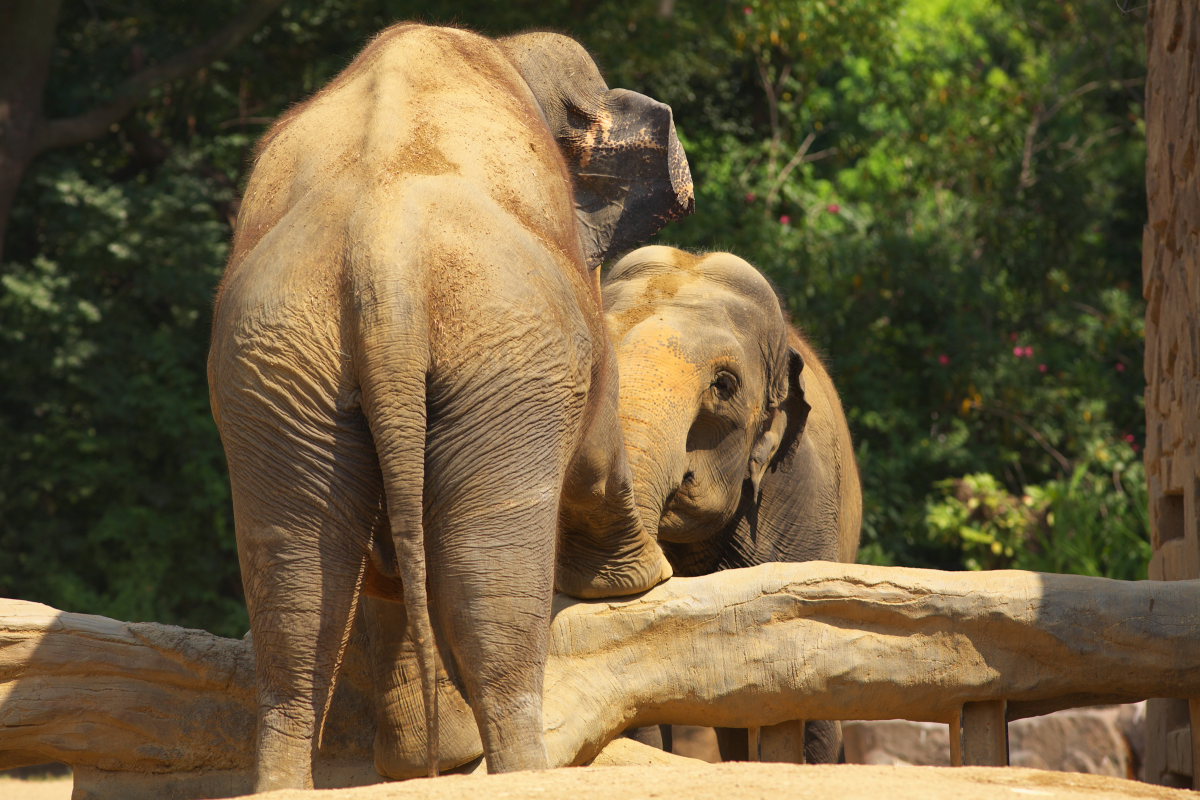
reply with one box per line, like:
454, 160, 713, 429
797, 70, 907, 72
499, 34, 694, 268
603, 246, 861, 577
606, 245, 861, 765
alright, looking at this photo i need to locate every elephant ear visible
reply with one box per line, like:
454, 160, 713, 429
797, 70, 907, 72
747, 344, 810, 501
499, 33, 694, 267
773, 345, 813, 466
565, 88, 694, 266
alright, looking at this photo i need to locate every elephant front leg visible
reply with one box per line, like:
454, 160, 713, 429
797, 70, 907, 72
557, 360, 673, 599
557, 480, 674, 599
801, 719, 843, 764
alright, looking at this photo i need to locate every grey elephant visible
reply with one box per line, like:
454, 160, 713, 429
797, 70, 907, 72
604, 245, 862, 763
208, 24, 690, 791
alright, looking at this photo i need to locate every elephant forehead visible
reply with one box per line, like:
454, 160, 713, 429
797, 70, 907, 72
606, 269, 698, 332
693, 252, 780, 305
617, 321, 693, 363
613, 283, 776, 346
609, 247, 780, 312
616, 317, 748, 378
607, 268, 779, 339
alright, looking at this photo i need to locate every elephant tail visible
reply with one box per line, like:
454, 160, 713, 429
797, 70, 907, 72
355, 293, 441, 778
395, 488, 441, 779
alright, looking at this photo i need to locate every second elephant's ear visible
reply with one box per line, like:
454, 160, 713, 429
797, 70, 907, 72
747, 345, 810, 501
566, 88, 694, 266
753, 347, 811, 491
781, 344, 813, 454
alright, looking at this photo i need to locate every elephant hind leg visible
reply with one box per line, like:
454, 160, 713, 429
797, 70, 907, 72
223, 395, 381, 791
418, 354, 591, 773
425, 493, 559, 774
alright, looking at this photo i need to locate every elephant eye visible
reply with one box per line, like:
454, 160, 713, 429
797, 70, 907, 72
711, 371, 739, 401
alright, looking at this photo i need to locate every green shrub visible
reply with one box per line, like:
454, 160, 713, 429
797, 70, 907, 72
927, 437, 1150, 580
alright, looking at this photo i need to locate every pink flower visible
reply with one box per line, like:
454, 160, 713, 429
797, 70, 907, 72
744, 5, 753, 14
1013, 346, 1023, 357
1123, 433, 1135, 443
1115, 362, 1126, 372
938, 353, 950, 365
1038, 363, 1048, 373
826, 203, 841, 214
779, 214, 791, 225
1023, 346, 1034, 358
1132, 443, 1141, 453
745, 192, 757, 203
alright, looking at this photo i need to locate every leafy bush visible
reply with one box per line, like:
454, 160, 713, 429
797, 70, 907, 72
650, 0, 1148, 574
1, 150, 246, 635
926, 440, 1150, 580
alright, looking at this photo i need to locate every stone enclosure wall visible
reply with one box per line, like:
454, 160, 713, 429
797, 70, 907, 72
1143, 0, 1200, 787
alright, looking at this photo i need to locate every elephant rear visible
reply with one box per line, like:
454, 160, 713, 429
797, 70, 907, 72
209, 22, 687, 789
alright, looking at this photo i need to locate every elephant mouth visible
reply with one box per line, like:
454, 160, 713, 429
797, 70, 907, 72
655, 478, 718, 544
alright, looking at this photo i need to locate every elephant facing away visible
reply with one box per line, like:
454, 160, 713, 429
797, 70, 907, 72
604, 246, 862, 763
208, 25, 690, 791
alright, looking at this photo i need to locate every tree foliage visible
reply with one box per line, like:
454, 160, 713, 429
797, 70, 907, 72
0, 0, 1149, 634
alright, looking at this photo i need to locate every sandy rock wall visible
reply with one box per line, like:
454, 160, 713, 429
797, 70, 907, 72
1142, 0, 1200, 786
843, 704, 1145, 779
1144, 0, 1200, 583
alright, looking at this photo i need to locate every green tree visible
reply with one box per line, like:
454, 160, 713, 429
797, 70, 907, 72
653, 0, 1148, 573
1, 0, 1152, 636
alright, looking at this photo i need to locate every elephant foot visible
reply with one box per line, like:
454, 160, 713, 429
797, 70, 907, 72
374, 726, 484, 779
373, 685, 484, 779
556, 535, 673, 599
254, 718, 316, 792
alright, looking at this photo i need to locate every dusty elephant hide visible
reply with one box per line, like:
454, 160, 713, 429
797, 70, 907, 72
208, 22, 691, 791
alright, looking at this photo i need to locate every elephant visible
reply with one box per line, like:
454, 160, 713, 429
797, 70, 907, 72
207, 24, 691, 791
603, 245, 862, 764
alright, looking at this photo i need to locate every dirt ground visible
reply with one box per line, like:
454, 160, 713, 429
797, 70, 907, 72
0, 774, 73, 800
2, 763, 1195, 800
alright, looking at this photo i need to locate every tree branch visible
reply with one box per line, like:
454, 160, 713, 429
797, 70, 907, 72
764, 132, 836, 210
36, 0, 286, 155
977, 403, 1073, 474
1017, 77, 1142, 193
0, 0, 64, 261
4, 562, 1199, 794
754, 55, 780, 168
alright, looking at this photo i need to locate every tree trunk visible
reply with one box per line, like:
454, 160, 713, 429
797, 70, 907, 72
0, 0, 62, 263
0, 0, 287, 262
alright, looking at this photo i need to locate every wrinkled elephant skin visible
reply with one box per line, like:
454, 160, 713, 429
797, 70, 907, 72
208, 25, 690, 792
604, 246, 862, 763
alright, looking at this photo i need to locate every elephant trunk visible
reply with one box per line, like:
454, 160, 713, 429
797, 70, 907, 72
616, 350, 695, 541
